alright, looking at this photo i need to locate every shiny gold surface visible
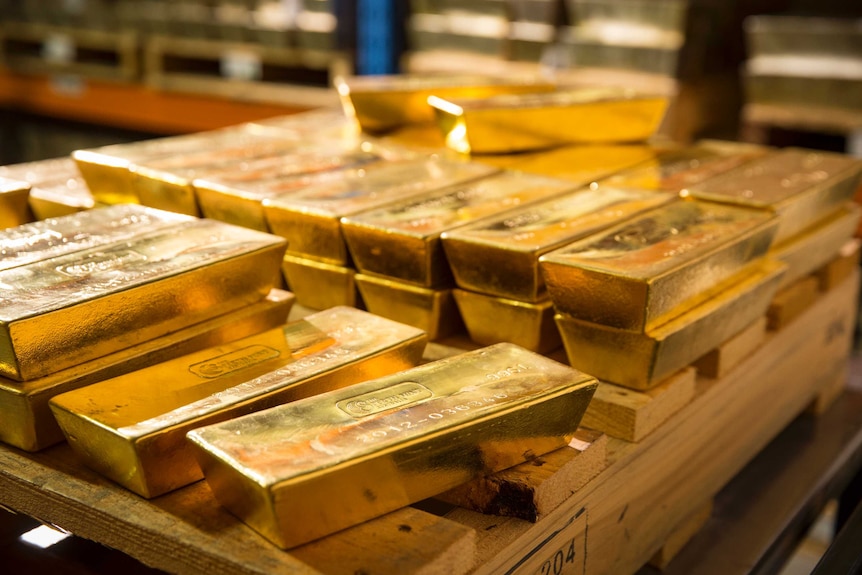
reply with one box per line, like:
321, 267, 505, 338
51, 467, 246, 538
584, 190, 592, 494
0, 218, 287, 381
336, 74, 556, 133
187, 342, 597, 548
442, 186, 674, 302
0, 289, 293, 452
281, 253, 362, 310
342, 171, 577, 287
193, 141, 402, 231
539, 200, 778, 331
263, 158, 499, 264
600, 141, 768, 192
50, 307, 427, 497
355, 273, 463, 341
557, 259, 786, 389
429, 88, 668, 154
686, 148, 862, 244
0, 204, 193, 272
453, 289, 561, 354
0, 177, 32, 229
771, 204, 861, 289
27, 178, 96, 220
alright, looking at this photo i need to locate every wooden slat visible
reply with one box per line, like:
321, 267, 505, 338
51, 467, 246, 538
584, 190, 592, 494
649, 500, 713, 569
767, 276, 820, 331
816, 239, 861, 292
693, 317, 767, 379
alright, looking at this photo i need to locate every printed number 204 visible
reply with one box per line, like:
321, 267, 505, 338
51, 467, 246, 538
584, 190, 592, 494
539, 538, 577, 575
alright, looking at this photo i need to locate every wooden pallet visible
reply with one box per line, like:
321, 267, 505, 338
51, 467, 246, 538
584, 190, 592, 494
0, 254, 856, 575
0, 22, 138, 81
143, 35, 345, 108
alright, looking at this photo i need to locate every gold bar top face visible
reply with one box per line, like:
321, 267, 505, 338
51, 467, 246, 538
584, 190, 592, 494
686, 148, 862, 243
50, 306, 427, 497
442, 186, 675, 301
0, 157, 80, 183
187, 342, 597, 548
262, 158, 499, 264
0, 205, 193, 272
342, 171, 576, 287
539, 200, 778, 331
0, 219, 287, 381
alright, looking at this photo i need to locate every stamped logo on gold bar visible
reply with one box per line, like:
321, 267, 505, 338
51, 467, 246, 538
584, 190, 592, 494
190, 345, 282, 379
338, 382, 433, 417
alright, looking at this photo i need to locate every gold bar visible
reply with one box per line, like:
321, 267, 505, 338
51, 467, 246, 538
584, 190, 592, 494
248, 107, 359, 141
263, 158, 498, 264
281, 253, 362, 310
429, 88, 668, 154
600, 141, 768, 193
187, 342, 598, 548
335, 74, 556, 133
772, 204, 861, 289
442, 186, 674, 302
50, 306, 427, 497
0, 176, 32, 229
27, 177, 96, 220
0, 204, 194, 272
453, 289, 561, 354
0, 289, 294, 452
355, 273, 463, 341
0, 219, 287, 381
686, 148, 862, 244
539, 200, 778, 332
556, 259, 786, 389
342, 171, 577, 287
193, 142, 402, 232
0, 157, 80, 184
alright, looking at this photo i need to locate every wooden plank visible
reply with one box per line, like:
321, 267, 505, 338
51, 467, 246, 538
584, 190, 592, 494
437, 429, 608, 522
457, 269, 858, 575
767, 276, 820, 331
648, 500, 713, 569
816, 239, 861, 292
693, 317, 767, 379
807, 363, 848, 416
580, 369, 696, 442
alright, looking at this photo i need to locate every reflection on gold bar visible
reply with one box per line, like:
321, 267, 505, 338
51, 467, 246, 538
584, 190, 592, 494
27, 178, 95, 220
336, 74, 556, 133
0, 219, 287, 381
686, 148, 862, 244
281, 253, 362, 310
493, 143, 668, 184
193, 142, 404, 232
342, 171, 576, 287
600, 141, 768, 192
0, 177, 32, 228
50, 307, 427, 497
453, 289, 561, 354
0, 289, 294, 452
556, 259, 786, 389
263, 158, 498, 264
0, 205, 193, 272
540, 200, 777, 331
429, 88, 668, 154
248, 107, 358, 141
355, 273, 463, 341
187, 342, 597, 548
772, 205, 861, 289
442, 186, 674, 302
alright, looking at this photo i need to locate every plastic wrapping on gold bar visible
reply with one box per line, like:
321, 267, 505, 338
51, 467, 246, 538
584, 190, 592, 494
355, 273, 463, 341
187, 342, 597, 548
0, 204, 194, 272
50, 307, 427, 498
0, 289, 294, 452
429, 87, 668, 154
281, 253, 362, 310
539, 200, 778, 332
0, 177, 32, 229
442, 186, 675, 302
193, 141, 409, 232
771, 204, 861, 289
556, 259, 786, 389
263, 158, 499, 264
685, 148, 862, 244
0, 218, 287, 381
335, 73, 556, 133
453, 289, 561, 354
342, 171, 577, 287
599, 141, 769, 193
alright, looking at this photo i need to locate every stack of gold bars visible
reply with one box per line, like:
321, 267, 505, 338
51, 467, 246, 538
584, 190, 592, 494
0, 156, 95, 221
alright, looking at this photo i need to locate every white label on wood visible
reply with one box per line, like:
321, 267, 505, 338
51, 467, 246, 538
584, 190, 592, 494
506, 507, 588, 575
220, 50, 263, 81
